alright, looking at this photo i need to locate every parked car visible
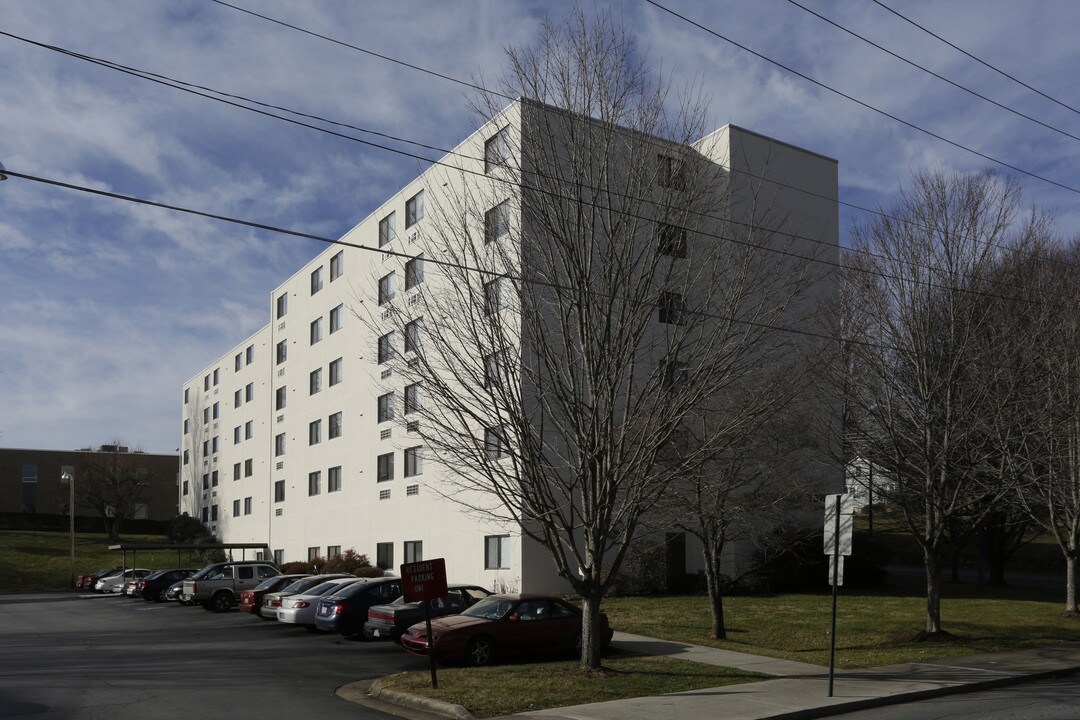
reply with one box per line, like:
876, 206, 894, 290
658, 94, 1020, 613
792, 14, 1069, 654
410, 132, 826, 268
277, 577, 364, 628
138, 569, 196, 601
238, 574, 310, 618
79, 567, 121, 591
95, 569, 151, 594
401, 594, 613, 666
165, 579, 189, 604
260, 574, 354, 620
364, 585, 491, 642
121, 579, 141, 597
313, 578, 402, 636
183, 560, 280, 612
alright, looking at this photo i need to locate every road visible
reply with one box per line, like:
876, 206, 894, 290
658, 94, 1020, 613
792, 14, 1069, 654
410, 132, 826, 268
0, 592, 429, 720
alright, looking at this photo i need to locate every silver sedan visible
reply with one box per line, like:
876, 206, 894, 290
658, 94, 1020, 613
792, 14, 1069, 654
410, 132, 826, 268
277, 578, 363, 627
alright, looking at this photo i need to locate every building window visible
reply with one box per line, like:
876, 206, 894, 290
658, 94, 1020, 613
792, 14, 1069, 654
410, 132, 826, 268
484, 200, 510, 244
405, 191, 424, 228
310, 317, 323, 345
211, 436, 219, 453
376, 542, 394, 569
307, 546, 320, 561
404, 446, 422, 477
483, 350, 506, 389
328, 465, 341, 492
309, 368, 322, 395
233, 462, 241, 480
327, 545, 341, 559
378, 332, 395, 364
663, 356, 689, 387
377, 453, 394, 482
379, 211, 396, 247
213, 368, 220, 386
202, 507, 208, 523
202, 473, 209, 490
274, 480, 285, 503
244, 497, 252, 515
245, 421, 253, 440
484, 277, 508, 315
405, 255, 424, 290
329, 304, 343, 334
404, 382, 421, 414
273, 549, 284, 566
183, 449, 189, 465
185, 387, 190, 404
184, 418, 190, 435
485, 535, 511, 569
276, 386, 287, 411
484, 125, 510, 172
658, 291, 685, 325
245, 383, 253, 402
329, 358, 342, 386
657, 153, 685, 189
656, 222, 687, 258
275, 433, 286, 457
202, 440, 209, 458
485, 427, 508, 460
404, 540, 423, 564
311, 266, 323, 295
276, 292, 288, 319
308, 471, 321, 496
232, 499, 240, 517
182, 480, 189, 496
246, 344, 254, 364
211, 470, 219, 486
233, 426, 241, 444
377, 393, 395, 423
245, 458, 253, 477
203, 408, 210, 424
276, 340, 287, 364
309, 419, 322, 445
234, 389, 242, 408
330, 250, 343, 281
212, 402, 219, 420
404, 318, 422, 354
204, 374, 210, 391
235, 353, 242, 371
328, 412, 342, 439
378, 272, 396, 306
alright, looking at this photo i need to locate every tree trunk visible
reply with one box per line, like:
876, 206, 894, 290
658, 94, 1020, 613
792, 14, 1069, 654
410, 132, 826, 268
924, 549, 943, 634
1066, 554, 1077, 616
579, 591, 604, 670
703, 546, 727, 640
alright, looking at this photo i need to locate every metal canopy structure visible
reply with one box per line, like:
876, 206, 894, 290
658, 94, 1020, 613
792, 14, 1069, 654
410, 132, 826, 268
106, 542, 273, 579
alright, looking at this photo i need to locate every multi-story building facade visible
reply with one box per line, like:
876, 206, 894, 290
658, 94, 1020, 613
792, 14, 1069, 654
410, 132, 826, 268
181, 100, 840, 592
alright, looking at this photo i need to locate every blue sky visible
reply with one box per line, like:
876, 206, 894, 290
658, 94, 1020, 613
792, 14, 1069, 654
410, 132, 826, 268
2, 0, 1080, 454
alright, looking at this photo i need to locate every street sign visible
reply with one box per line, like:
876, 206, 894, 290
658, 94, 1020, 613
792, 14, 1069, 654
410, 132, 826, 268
823, 494, 854, 556
400, 558, 448, 603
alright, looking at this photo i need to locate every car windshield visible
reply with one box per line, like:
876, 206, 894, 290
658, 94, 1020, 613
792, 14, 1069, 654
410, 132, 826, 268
461, 597, 513, 620
254, 576, 286, 591
189, 565, 221, 580
284, 576, 328, 593
307, 579, 354, 597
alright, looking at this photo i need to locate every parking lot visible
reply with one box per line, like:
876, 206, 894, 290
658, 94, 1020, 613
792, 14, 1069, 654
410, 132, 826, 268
0, 591, 428, 720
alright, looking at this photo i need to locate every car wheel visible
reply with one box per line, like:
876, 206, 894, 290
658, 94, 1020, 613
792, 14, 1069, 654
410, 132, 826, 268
156, 590, 167, 602
465, 637, 495, 667
210, 592, 232, 613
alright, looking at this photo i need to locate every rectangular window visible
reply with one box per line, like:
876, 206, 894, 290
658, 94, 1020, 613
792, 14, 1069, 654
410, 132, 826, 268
657, 153, 685, 189
405, 254, 424, 290
328, 412, 342, 439
201, 506, 209, 524
404, 446, 422, 477
211, 504, 218, 522
213, 368, 220, 386
204, 374, 210, 391
183, 449, 189, 465
377, 393, 395, 423
245, 458, 253, 477
309, 368, 322, 395
276, 386, 287, 411
658, 291, 685, 325
329, 358, 342, 386
235, 353, 242, 371
311, 266, 323, 295
310, 317, 323, 345
404, 318, 422, 353
404, 382, 421, 414
485, 427, 508, 460
276, 340, 287, 364
377, 332, 395, 364
202, 473, 209, 490
484, 125, 510, 172
244, 497, 252, 514
211, 470, 219, 487
245, 421, 253, 440
212, 402, 219, 420
377, 453, 394, 482
327, 545, 341, 559
656, 222, 687, 258
328, 465, 341, 492
274, 480, 285, 502
234, 389, 242, 407
232, 499, 240, 517
203, 440, 209, 457
246, 344, 254, 365
185, 387, 190, 404
484, 200, 510, 244
484, 277, 508, 315
274, 433, 286, 457
274, 549, 284, 566
276, 293, 288, 319
309, 419, 322, 445
485, 535, 511, 569
211, 436, 219, 453
308, 471, 321, 496
308, 546, 320, 561
330, 250, 343, 281
184, 418, 190, 435
182, 479, 189, 496
378, 272, 396, 306
405, 191, 424, 228
203, 408, 209, 424
245, 383, 254, 402
376, 542, 394, 570
233, 462, 241, 481
233, 426, 241, 444
378, 211, 396, 247
329, 304, 343, 333
663, 356, 689, 387
404, 540, 423, 564
483, 350, 506, 389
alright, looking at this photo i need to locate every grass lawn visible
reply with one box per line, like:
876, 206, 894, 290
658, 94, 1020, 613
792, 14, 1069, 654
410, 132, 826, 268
378, 655, 765, 718
0, 530, 206, 592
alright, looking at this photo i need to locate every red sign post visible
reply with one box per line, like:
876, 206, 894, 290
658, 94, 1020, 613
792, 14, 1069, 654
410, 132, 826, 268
400, 558, 447, 688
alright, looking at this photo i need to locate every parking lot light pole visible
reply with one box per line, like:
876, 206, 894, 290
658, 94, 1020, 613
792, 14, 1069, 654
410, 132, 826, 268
62, 470, 74, 589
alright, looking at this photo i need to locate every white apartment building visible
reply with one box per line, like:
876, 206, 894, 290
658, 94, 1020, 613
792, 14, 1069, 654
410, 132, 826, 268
181, 100, 840, 593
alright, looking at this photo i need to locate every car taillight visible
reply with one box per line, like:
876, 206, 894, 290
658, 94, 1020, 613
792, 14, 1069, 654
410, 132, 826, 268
190, 582, 197, 592
271, 598, 282, 607
138, 580, 146, 590
334, 603, 348, 616
294, 601, 309, 608
369, 612, 392, 622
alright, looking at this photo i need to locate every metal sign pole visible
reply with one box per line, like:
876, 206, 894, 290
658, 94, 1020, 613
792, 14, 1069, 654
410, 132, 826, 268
424, 600, 438, 689
828, 494, 840, 697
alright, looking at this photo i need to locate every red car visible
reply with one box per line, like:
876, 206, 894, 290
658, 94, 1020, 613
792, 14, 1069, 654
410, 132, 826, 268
401, 594, 613, 666
238, 574, 310, 618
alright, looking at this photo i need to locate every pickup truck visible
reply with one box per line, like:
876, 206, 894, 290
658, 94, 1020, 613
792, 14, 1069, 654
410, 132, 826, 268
183, 561, 280, 612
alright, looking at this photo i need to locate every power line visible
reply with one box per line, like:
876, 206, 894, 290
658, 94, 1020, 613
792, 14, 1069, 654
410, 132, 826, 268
785, 0, 1080, 144
643, 0, 1080, 197
870, 0, 1080, 119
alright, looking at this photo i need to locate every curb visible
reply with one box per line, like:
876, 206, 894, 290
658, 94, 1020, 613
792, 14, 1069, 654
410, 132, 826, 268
338, 677, 474, 720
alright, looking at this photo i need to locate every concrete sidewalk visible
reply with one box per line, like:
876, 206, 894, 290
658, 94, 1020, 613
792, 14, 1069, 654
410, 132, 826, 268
346, 632, 1080, 720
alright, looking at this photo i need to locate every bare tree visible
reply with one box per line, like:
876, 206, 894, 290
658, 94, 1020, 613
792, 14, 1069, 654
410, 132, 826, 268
841, 169, 1035, 635
76, 442, 154, 542
362, 7, 835, 669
